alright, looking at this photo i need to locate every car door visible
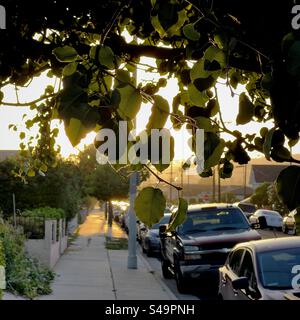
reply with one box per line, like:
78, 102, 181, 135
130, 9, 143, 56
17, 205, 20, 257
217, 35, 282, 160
165, 231, 176, 264
219, 248, 245, 300
235, 250, 261, 300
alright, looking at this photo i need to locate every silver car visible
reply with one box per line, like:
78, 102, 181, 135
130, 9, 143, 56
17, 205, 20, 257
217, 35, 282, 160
219, 237, 300, 300
249, 209, 283, 229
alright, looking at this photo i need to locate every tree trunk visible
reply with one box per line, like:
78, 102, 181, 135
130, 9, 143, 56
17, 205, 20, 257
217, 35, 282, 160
108, 200, 113, 227
104, 201, 108, 221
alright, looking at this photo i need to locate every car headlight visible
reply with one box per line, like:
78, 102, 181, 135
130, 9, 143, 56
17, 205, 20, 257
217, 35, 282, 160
184, 245, 199, 252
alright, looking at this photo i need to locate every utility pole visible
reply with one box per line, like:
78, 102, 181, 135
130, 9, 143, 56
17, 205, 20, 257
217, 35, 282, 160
127, 54, 138, 270
244, 164, 247, 199
127, 172, 138, 269
180, 161, 184, 198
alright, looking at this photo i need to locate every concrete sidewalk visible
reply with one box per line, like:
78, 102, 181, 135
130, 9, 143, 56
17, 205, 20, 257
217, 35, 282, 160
35, 210, 176, 300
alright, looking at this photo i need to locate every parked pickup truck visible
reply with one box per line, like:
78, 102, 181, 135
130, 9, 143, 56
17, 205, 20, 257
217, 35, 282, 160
159, 204, 261, 293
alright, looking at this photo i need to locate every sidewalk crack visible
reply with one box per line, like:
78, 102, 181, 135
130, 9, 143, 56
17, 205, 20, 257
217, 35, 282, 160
106, 249, 117, 300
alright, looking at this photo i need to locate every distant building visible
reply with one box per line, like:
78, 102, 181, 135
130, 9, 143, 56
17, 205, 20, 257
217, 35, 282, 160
248, 164, 289, 190
0, 150, 18, 162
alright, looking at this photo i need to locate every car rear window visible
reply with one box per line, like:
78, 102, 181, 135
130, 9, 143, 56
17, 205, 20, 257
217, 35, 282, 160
178, 208, 249, 234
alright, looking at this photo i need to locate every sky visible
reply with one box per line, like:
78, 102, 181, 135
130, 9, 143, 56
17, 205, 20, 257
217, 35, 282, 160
0, 57, 294, 161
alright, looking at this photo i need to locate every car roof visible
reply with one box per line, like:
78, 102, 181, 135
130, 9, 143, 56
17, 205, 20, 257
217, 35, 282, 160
187, 203, 238, 213
235, 237, 300, 253
256, 209, 279, 214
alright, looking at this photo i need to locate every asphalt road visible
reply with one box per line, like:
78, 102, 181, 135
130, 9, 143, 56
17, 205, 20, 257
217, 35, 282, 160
138, 229, 292, 300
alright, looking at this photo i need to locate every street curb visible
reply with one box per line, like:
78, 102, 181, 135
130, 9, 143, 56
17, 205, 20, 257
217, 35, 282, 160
137, 251, 178, 301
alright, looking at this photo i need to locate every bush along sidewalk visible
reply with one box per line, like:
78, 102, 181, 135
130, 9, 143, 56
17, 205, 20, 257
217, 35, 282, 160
0, 220, 55, 299
0, 240, 5, 299
22, 207, 65, 220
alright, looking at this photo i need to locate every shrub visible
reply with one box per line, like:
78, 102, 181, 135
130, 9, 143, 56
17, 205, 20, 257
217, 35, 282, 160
0, 221, 55, 299
22, 207, 65, 220
0, 240, 5, 300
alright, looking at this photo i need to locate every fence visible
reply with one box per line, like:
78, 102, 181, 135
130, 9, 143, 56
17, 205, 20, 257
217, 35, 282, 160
14, 216, 46, 239
24, 219, 68, 268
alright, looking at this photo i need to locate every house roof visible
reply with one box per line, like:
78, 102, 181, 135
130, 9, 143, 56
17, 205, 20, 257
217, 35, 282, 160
0, 150, 18, 162
251, 165, 290, 184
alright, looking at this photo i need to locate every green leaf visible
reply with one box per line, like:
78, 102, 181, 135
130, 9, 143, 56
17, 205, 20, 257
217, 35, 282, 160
167, 9, 187, 37
204, 46, 226, 69
113, 85, 142, 120
190, 59, 213, 82
19, 132, 25, 140
193, 76, 216, 92
276, 166, 300, 210
134, 187, 166, 227
53, 46, 78, 63
195, 116, 214, 132
182, 23, 200, 41
65, 118, 89, 147
115, 70, 132, 88
220, 160, 234, 179
63, 62, 78, 76
151, 15, 167, 38
146, 95, 170, 130
167, 198, 188, 232
98, 46, 115, 69
263, 127, 275, 161
187, 83, 210, 107
236, 93, 255, 125
204, 133, 225, 170
27, 169, 36, 177
151, 3, 187, 38
0, 90, 3, 102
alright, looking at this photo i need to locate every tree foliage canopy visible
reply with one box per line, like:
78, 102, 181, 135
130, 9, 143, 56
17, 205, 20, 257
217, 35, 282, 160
1, 0, 300, 222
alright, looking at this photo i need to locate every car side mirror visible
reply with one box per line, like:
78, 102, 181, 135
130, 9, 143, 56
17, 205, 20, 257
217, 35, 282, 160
232, 277, 249, 290
159, 224, 167, 235
251, 222, 260, 229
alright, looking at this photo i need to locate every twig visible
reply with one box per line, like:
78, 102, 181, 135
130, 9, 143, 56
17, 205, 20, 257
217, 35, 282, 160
101, 1, 130, 45
144, 164, 183, 191
1, 93, 56, 107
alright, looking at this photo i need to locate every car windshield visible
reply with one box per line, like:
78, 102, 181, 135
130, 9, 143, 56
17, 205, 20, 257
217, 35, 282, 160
258, 248, 300, 289
177, 208, 249, 234
151, 215, 171, 229
238, 204, 256, 213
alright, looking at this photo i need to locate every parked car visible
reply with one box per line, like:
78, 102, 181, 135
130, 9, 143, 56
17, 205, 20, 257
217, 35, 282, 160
136, 219, 145, 242
140, 213, 172, 256
234, 202, 257, 219
283, 209, 298, 235
159, 204, 261, 293
218, 237, 300, 300
249, 209, 283, 230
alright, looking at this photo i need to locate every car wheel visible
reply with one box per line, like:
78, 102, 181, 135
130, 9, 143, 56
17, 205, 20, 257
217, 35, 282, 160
146, 247, 152, 257
258, 216, 267, 229
161, 259, 173, 279
174, 259, 188, 294
142, 241, 147, 254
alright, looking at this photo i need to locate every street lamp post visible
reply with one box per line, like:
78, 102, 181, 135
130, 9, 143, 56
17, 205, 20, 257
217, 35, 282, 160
127, 171, 138, 269
127, 53, 138, 270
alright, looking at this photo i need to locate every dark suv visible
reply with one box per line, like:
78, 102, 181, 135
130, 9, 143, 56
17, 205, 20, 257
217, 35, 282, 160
159, 204, 261, 293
